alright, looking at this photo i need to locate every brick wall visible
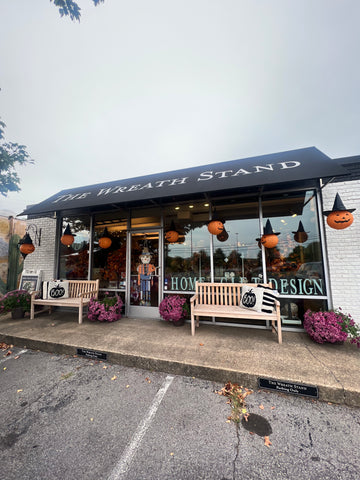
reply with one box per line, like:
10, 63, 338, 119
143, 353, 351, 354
23, 217, 57, 282
322, 170, 360, 322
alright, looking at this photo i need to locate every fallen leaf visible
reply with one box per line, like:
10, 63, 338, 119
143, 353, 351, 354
103, 366, 108, 369
259, 404, 264, 410
90, 418, 94, 422
249, 431, 255, 435
111, 375, 117, 381
264, 436, 272, 447
199, 343, 204, 346
271, 406, 275, 410
170, 452, 174, 456
3, 367, 7, 371
14, 356, 19, 360
126, 385, 130, 388
226, 420, 231, 423
17, 389, 23, 393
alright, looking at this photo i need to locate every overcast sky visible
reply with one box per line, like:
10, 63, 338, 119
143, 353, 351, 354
1, 0, 359, 216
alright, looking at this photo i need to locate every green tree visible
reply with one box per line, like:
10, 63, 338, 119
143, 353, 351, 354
50, 0, 105, 22
0, 120, 34, 197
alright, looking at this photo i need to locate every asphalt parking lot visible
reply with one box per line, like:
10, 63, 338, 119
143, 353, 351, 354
1, 346, 359, 480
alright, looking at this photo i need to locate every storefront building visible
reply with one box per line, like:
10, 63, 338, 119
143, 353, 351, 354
21, 147, 360, 330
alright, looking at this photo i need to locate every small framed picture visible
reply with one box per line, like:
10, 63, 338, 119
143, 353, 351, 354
19, 270, 42, 293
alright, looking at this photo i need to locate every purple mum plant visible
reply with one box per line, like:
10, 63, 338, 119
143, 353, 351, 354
87, 293, 123, 322
159, 295, 189, 322
0, 289, 31, 315
304, 308, 360, 348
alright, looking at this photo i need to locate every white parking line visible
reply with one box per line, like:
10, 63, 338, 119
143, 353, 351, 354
107, 374, 174, 480
0, 349, 28, 364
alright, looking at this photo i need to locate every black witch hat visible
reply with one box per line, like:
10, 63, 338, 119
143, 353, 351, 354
323, 193, 356, 216
292, 221, 309, 234
256, 219, 280, 241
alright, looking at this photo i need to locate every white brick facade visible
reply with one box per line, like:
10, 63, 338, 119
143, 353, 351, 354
23, 217, 57, 282
322, 177, 360, 321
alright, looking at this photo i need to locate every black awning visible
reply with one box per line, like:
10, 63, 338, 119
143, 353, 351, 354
20, 147, 349, 216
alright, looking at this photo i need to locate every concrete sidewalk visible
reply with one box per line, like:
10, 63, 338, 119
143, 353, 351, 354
1, 311, 359, 407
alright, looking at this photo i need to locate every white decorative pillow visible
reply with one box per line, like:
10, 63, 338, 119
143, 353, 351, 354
240, 286, 264, 312
47, 281, 69, 299
257, 285, 279, 313
42, 281, 48, 299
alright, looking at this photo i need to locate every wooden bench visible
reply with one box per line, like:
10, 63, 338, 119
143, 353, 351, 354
30, 279, 99, 324
190, 282, 282, 344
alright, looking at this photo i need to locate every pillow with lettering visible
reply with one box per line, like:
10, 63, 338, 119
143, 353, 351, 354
240, 286, 263, 312
47, 281, 69, 299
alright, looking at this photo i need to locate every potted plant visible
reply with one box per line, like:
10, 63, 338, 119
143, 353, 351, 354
87, 293, 123, 322
159, 295, 189, 326
0, 289, 31, 319
303, 308, 360, 348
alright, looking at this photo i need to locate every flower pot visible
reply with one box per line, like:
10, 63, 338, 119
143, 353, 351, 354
11, 307, 25, 319
172, 318, 185, 327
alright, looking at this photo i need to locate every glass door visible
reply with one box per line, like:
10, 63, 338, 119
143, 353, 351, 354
126, 230, 162, 318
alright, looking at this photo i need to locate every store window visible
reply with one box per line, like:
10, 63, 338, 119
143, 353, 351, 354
213, 198, 261, 283
261, 190, 326, 325
164, 202, 211, 292
59, 216, 90, 279
92, 212, 127, 291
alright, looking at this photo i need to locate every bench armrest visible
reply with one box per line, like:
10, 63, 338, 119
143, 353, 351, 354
30, 290, 41, 299
190, 294, 197, 304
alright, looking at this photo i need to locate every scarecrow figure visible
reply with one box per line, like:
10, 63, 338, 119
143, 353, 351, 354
137, 247, 156, 305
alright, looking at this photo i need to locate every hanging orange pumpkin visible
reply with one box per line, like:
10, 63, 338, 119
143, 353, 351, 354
18, 233, 35, 258
326, 211, 354, 230
165, 230, 179, 243
165, 221, 179, 243
208, 220, 224, 235
257, 219, 280, 249
261, 234, 279, 249
61, 224, 75, 246
99, 227, 112, 249
323, 193, 356, 230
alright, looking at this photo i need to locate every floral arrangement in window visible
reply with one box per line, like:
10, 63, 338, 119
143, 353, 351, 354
0, 289, 31, 315
159, 295, 189, 324
87, 293, 123, 322
303, 308, 360, 348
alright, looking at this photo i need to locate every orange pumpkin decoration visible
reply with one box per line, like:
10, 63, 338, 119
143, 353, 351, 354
165, 230, 179, 243
165, 221, 179, 243
18, 233, 35, 258
323, 193, 356, 230
261, 234, 279, 249
99, 227, 112, 249
61, 224, 75, 246
326, 211, 354, 230
257, 219, 280, 249
208, 220, 224, 235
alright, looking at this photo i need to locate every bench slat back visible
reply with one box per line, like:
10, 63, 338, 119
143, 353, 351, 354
68, 279, 99, 299
195, 282, 272, 306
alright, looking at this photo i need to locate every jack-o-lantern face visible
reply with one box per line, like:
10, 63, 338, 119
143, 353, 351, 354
327, 211, 354, 230
165, 230, 179, 243
208, 220, 224, 235
261, 234, 279, 249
